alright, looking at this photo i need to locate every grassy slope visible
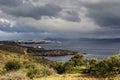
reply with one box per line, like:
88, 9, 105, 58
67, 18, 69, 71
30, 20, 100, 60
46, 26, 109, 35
0, 49, 43, 70
0, 43, 120, 80
36, 74, 120, 80
0, 47, 55, 79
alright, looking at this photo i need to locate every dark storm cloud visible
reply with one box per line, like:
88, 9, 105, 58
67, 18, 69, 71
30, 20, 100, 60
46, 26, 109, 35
86, 2, 120, 28
1, 3, 62, 19
1, 0, 120, 40
0, 0, 81, 22
0, 0, 22, 7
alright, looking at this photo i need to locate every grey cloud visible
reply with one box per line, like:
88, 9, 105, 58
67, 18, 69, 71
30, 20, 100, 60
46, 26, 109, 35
1, 0, 120, 39
86, 2, 120, 28
61, 11, 81, 22
0, 24, 44, 33
0, 0, 22, 7
1, 3, 62, 19
0, 0, 81, 22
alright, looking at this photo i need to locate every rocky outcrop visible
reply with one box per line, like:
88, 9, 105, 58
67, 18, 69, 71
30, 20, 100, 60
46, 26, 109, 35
27, 47, 81, 56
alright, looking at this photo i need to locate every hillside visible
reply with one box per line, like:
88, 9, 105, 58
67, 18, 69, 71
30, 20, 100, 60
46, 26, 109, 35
0, 42, 120, 80
0, 49, 120, 79
0, 45, 56, 80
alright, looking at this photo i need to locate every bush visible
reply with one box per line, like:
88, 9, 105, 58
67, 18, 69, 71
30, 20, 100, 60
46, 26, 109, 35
63, 53, 85, 73
90, 54, 120, 77
63, 61, 74, 73
86, 58, 98, 73
69, 53, 84, 66
51, 61, 64, 74
27, 68, 40, 79
5, 60, 21, 71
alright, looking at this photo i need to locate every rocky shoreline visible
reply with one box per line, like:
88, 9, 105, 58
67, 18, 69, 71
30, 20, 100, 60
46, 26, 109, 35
27, 47, 81, 56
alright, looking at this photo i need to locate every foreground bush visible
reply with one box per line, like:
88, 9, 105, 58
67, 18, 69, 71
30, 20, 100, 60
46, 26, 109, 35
5, 60, 21, 71
63, 53, 85, 73
85, 58, 98, 73
51, 61, 64, 74
90, 54, 120, 77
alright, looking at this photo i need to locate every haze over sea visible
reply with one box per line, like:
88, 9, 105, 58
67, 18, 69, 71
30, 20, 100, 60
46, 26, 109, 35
21, 39, 120, 61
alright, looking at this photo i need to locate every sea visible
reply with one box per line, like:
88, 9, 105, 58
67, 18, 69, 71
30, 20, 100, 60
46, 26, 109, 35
21, 40, 120, 62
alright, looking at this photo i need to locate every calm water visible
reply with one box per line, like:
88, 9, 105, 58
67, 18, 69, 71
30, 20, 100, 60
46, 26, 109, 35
21, 40, 120, 61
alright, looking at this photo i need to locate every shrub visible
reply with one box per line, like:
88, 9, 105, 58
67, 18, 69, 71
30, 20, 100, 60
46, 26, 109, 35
86, 58, 98, 73
51, 61, 64, 74
69, 53, 84, 66
90, 54, 120, 77
27, 68, 40, 79
63, 61, 74, 73
63, 53, 85, 73
5, 60, 21, 71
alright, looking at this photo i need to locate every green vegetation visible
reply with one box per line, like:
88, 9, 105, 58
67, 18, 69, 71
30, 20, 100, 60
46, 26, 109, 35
63, 54, 85, 73
5, 59, 21, 71
0, 44, 27, 54
27, 68, 42, 79
0, 42, 120, 80
51, 53, 120, 79
0, 43, 56, 79
51, 61, 64, 74
89, 54, 120, 77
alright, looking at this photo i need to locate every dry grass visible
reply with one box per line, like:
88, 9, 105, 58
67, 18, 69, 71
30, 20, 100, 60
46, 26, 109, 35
0, 50, 29, 69
0, 72, 26, 80
36, 74, 120, 80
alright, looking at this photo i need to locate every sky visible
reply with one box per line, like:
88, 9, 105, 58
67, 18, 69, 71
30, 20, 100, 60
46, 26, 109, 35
0, 0, 120, 40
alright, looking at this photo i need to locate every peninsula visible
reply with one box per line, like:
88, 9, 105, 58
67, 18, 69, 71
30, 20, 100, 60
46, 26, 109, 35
0, 40, 80, 56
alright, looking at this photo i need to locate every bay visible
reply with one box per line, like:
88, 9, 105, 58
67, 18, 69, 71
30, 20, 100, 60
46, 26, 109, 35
21, 40, 120, 61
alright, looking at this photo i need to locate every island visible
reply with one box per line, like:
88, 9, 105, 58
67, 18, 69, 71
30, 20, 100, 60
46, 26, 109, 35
14, 40, 55, 44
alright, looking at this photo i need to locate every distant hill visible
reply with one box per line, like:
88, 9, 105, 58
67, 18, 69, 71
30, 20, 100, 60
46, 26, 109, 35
45, 37, 120, 42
